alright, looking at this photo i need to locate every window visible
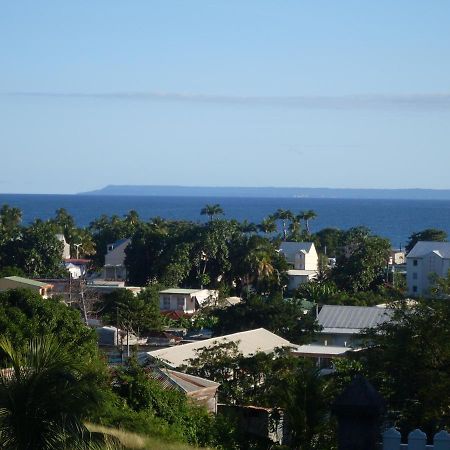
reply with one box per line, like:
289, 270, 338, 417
413, 286, 418, 293
413, 272, 418, 280
163, 296, 170, 310
413, 259, 418, 266
177, 297, 185, 310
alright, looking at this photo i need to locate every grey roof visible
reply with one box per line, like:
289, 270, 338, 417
317, 305, 392, 333
279, 242, 314, 263
407, 241, 450, 259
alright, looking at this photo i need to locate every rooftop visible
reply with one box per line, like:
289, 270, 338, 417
1, 276, 52, 288
146, 328, 293, 368
279, 242, 315, 263
160, 288, 207, 295
318, 305, 393, 334
407, 241, 450, 259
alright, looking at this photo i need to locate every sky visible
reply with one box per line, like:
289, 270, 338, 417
1, 0, 450, 194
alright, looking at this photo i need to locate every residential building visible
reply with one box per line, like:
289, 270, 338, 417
315, 305, 393, 347
147, 367, 220, 413
103, 238, 131, 281
406, 241, 450, 296
146, 328, 294, 368
279, 242, 319, 290
63, 258, 90, 279
389, 249, 406, 266
159, 288, 219, 314
0, 276, 54, 298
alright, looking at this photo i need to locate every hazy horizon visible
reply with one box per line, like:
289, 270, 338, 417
1, 1, 449, 193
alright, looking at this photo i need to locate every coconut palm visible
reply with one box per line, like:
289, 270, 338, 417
258, 217, 277, 234
200, 204, 224, 222
0, 336, 105, 449
272, 209, 293, 240
300, 210, 317, 234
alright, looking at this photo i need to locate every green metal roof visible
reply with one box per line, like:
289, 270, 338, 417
3, 276, 51, 288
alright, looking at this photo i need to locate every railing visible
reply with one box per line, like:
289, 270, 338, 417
383, 428, 450, 449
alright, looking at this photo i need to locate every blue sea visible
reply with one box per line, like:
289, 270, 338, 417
1, 194, 450, 247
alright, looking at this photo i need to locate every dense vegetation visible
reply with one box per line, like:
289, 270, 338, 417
1, 203, 450, 448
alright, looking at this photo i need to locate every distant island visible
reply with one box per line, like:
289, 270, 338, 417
78, 185, 450, 200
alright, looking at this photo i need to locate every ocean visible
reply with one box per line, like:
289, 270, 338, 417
1, 193, 450, 248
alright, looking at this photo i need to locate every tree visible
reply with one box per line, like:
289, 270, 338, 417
314, 227, 343, 257
257, 217, 277, 234
405, 228, 448, 253
331, 227, 391, 292
0, 335, 105, 449
100, 287, 162, 334
213, 292, 320, 344
271, 209, 293, 240
200, 204, 224, 222
360, 299, 450, 437
0, 289, 98, 359
300, 210, 317, 234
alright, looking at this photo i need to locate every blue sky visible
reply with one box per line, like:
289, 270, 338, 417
1, 1, 450, 193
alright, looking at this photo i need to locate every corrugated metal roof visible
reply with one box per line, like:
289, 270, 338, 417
147, 328, 293, 368
279, 242, 314, 264
407, 241, 450, 259
146, 367, 219, 393
318, 305, 392, 332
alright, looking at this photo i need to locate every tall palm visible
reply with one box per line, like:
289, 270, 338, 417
272, 209, 293, 241
300, 210, 317, 234
200, 204, 224, 222
0, 336, 104, 449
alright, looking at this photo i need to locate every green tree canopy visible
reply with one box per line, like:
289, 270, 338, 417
405, 228, 448, 253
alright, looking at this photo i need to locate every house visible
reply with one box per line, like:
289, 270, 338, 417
56, 234, 71, 259
146, 328, 294, 369
389, 248, 405, 266
292, 344, 358, 374
147, 366, 220, 413
406, 241, 450, 296
144, 330, 183, 347
103, 238, 131, 281
315, 305, 393, 347
279, 242, 319, 290
159, 288, 219, 314
96, 326, 139, 347
0, 276, 54, 298
63, 258, 90, 279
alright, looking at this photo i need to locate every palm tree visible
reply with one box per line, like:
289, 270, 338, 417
0, 336, 105, 449
272, 209, 293, 241
200, 204, 224, 222
300, 210, 317, 234
258, 217, 277, 234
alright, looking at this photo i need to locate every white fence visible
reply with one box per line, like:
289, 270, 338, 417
383, 428, 450, 450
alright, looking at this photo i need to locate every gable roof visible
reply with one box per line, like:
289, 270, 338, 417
146, 328, 293, 368
407, 241, 450, 259
318, 305, 392, 334
279, 242, 315, 263
1, 276, 52, 288
107, 238, 131, 252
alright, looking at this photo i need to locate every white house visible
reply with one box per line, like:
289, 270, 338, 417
279, 242, 319, 290
406, 241, 450, 296
103, 238, 131, 281
159, 288, 219, 314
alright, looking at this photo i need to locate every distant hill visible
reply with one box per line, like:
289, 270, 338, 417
78, 185, 450, 200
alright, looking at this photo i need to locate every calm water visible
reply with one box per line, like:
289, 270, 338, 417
1, 194, 450, 247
